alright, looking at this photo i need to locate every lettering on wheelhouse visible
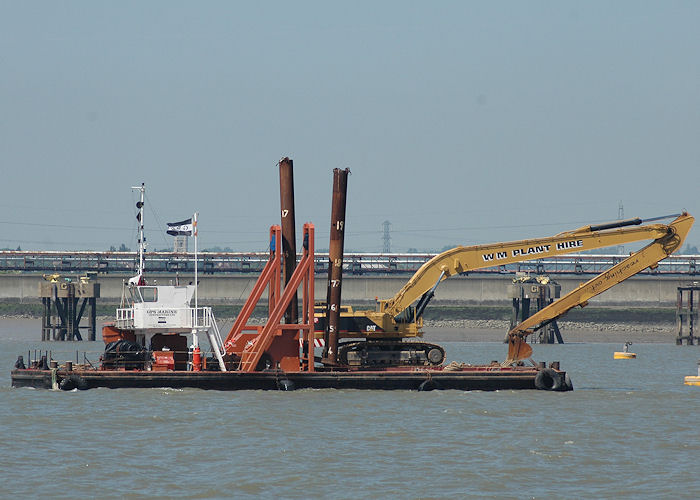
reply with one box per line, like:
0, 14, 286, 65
481, 239, 584, 262
145, 309, 177, 317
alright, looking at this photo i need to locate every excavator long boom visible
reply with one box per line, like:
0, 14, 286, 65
320, 212, 693, 368
380, 213, 692, 318
505, 212, 694, 362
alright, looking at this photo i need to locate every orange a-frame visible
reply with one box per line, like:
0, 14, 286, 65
223, 223, 316, 372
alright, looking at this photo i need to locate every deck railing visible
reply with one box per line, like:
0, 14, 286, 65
115, 306, 219, 331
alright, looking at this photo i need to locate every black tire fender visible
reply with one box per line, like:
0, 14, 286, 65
534, 368, 563, 391
418, 379, 440, 392
564, 373, 573, 391
278, 379, 295, 391
58, 377, 74, 391
59, 374, 88, 391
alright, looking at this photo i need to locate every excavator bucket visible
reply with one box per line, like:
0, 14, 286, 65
505, 334, 532, 364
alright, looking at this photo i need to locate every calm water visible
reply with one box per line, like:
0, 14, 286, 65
2, 319, 700, 499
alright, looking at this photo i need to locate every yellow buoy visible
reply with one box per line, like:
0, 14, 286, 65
614, 342, 636, 359
685, 360, 700, 386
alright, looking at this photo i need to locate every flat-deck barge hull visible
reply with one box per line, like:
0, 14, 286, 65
11, 367, 571, 391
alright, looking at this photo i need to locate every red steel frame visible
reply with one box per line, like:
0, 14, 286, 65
223, 224, 315, 372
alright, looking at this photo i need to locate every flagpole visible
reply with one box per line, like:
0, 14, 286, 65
194, 212, 198, 311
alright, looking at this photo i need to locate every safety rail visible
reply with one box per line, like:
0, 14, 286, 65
199, 307, 226, 356
20, 349, 100, 369
115, 306, 220, 332
115, 308, 135, 329
17, 348, 221, 371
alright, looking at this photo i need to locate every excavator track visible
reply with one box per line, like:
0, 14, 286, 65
338, 340, 445, 368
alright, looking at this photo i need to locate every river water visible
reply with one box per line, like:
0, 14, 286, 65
2, 319, 700, 499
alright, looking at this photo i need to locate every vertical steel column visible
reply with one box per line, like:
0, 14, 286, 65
520, 298, 530, 323
510, 297, 520, 330
89, 297, 96, 341
302, 224, 315, 372
691, 288, 696, 345
66, 283, 75, 341
41, 297, 50, 341
279, 157, 298, 324
52, 285, 66, 340
677, 287, 684, 345
322, 168, 350, 365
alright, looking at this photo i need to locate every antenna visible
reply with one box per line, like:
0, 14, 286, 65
382, 220, 392, 253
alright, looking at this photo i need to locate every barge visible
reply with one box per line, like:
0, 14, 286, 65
9, 214, 571, 393
10, 177, 574, 393
15, 165, 690, 393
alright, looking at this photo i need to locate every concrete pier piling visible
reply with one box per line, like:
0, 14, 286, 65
676, 284, 699, 345
39, 277, 99, 341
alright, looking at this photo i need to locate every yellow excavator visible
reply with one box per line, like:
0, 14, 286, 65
315, 212, 694, 367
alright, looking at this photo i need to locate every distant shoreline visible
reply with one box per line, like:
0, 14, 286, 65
0, 314, 677, 329
1, 315, 680, 344
423, 320, 677, 344
0, 302, 679, 323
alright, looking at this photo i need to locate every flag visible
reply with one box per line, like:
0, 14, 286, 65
167, 218, 193, 236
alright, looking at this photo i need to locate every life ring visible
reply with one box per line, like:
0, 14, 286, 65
59, 374, 88, 391
534, 368, 562, 391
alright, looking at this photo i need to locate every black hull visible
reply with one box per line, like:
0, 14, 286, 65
11, 367, 571, 392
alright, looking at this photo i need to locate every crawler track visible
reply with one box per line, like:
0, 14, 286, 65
338, 340, 446, 367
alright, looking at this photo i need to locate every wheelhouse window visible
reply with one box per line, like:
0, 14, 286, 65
131, 286, 158, 303
140, 287, 158, 302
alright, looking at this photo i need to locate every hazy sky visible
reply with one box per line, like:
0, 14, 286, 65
2, 1, 698, 253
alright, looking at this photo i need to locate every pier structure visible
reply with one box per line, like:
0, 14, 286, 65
676, 284, 700, 345
39, 275, 100, 341
0, 250, 697, 276
509, 274, 563, 344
